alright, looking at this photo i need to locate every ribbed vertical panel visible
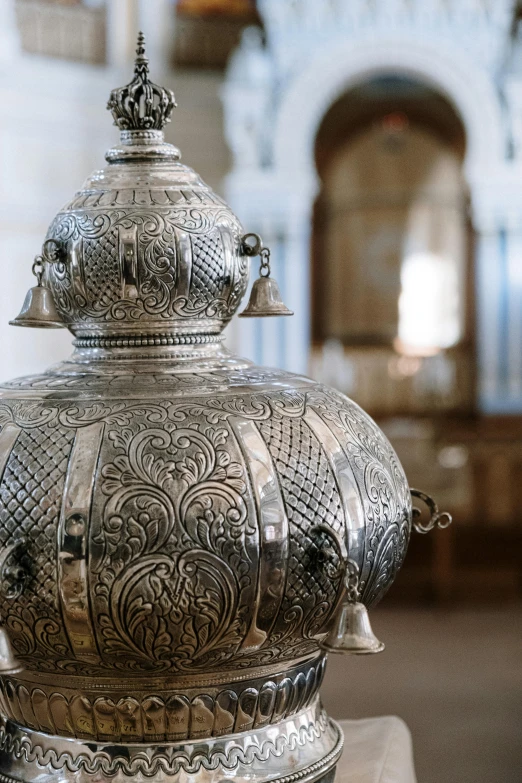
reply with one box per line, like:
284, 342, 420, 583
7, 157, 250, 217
476, 229, 503, 412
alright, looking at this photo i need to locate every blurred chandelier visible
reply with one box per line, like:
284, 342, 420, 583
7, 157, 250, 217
0, 36, 450, 783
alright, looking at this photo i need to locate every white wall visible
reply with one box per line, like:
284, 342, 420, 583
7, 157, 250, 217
0, 1, 231, 382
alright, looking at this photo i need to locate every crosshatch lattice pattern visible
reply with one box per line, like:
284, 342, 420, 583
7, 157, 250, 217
0, 424, 75, 621
259, 416, 344, 606
84, 231, 121, 306
191, 232, 226, 300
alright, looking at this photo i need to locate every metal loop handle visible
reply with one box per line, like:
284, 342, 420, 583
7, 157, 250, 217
0, 538, 29, 600
310, 524, 361, 603
31, 239, 64, 286
42, 238, 62, 263
410, 488, 453, 534
241, 233, 272, 277
259, 247, 271, 277
311, 523, 344, 580
241, 233, 263, 257
31, 257, 44, 286
344, 560, 360, 604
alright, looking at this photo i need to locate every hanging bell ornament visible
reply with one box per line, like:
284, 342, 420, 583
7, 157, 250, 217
321, 560, 385, 655
239, 233, 293, 317
0, 627, 22, 675
10, 245, 65, 329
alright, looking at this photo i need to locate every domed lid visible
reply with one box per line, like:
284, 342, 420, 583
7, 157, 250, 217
43, 34, 248, 347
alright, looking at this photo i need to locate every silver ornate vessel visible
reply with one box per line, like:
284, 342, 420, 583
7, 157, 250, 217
0, 36, 450, 783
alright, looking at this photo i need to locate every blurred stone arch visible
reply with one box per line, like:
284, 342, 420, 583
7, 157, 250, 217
310, 74, 472, 415
223, 1, 521, 414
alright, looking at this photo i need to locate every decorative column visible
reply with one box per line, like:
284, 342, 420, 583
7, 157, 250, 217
225, 170, 317, 374
0, 0, 19, 63
138, 0, 176, 75
505, 213, 522, 403
280, 198, 316, 374
473, 179, 522, 413
106, 0, 139, 69
222, 24, 317, 374
474, 214, 506, 411
106, 0, 176, 73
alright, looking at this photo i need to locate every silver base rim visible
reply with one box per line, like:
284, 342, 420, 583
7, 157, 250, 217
0, 697, 343, 782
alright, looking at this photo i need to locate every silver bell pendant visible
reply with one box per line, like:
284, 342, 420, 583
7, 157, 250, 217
321, 560, 385, 655
10, 252, 64, 329
321, 600, 385, 655
239, 234, 293, 318
239, 274, 294, 318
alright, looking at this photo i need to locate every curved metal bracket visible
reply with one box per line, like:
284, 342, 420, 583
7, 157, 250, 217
410, 489, 452, 535
310, 523, 345, 580
0, 538, 29, 600
240, 233, 263, 258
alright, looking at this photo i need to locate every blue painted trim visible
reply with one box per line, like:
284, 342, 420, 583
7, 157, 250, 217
480, 394, 522, 414
498, 227, 509, 391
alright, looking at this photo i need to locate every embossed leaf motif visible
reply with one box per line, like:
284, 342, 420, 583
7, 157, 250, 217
108, 427, 133, 451
0, 406, 13, 428
98, 415, 250, 670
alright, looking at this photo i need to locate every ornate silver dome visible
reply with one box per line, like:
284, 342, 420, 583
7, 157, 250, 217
45, 32, 246, 342
0, 35, 449, 783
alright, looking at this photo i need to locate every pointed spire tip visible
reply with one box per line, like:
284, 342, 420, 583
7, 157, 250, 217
136, 31, 146, 55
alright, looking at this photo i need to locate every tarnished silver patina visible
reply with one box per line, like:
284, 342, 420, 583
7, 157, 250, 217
0, 35, 449, 783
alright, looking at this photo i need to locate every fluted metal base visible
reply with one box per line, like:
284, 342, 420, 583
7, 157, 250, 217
0, 697, 342, 783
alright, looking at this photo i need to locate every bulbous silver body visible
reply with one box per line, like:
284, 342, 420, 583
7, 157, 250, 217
0, 46, 413, 783
0, 353, 411, 782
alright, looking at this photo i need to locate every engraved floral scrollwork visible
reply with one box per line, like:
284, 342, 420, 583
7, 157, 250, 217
0, 403, 58, 430
0, 382, 413, 677
93, 412, 254, 671
187, 390, 308, 425
6, 610, 68, 663
0, 367, 296, 396
45, 205, 246, 326
360, 511, 410, 607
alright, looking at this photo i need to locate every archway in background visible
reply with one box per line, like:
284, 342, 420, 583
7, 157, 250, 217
311, 76, 474, 416
224, 15, 517, 413
273, 35, 504, 183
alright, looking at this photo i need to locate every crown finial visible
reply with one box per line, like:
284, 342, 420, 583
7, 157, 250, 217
107, 32, 176, 132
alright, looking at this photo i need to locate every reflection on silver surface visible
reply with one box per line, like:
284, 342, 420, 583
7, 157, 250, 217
0, 34, 450, 783
58, 421, 104, 663
0, 697, 343, 783
232, 417, 288, 650
304, 409, 364, 562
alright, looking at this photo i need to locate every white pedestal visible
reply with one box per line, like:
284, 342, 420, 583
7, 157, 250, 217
336, 717, 417, 783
